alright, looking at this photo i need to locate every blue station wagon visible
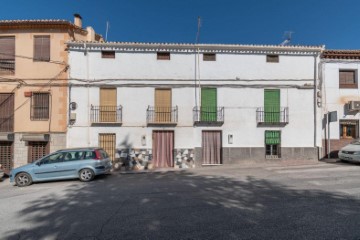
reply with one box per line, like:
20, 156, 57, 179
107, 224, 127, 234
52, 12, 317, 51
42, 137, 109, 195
10, 148, 112, 187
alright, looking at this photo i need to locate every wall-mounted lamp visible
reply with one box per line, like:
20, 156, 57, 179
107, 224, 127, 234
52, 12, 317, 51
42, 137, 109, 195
228, 134, 233, 144
141, 135, 146, 146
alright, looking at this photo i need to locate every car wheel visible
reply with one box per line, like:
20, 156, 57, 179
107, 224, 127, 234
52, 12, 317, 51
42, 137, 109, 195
15, 172, 32, 187
79, 168, 95, 182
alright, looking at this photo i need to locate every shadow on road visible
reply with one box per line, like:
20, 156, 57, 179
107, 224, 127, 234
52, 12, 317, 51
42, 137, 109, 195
4, 170, 360, 240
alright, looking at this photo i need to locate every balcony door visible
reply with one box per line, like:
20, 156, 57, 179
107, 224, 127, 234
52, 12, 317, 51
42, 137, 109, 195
264, 89, 280, 123
155, 89, 171, 123
201, 88, 217, 121
100, 88, 117, 122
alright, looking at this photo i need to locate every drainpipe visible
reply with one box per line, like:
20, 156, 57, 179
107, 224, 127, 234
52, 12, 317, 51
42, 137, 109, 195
313, 54, 318, 152
85, 43, 90, 147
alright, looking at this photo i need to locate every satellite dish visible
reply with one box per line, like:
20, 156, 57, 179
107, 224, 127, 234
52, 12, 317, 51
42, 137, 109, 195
69, 102, 78, 110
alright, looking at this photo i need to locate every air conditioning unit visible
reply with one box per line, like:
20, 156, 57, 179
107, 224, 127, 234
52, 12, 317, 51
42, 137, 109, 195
349, 101, 360, 111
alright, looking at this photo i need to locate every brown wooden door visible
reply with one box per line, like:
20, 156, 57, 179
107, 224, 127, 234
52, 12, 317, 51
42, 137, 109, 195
99, 133, 116, 161
152, 131, 174, 168
202, 131, 222, 165
155, 89, 171, 123
100, 88, 117, 122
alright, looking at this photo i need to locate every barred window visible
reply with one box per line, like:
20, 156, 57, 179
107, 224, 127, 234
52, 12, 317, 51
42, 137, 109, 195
34, 36, 50, 61
339, 70, 357, 88
28, 141, 49, 163
31, 93, 50, 120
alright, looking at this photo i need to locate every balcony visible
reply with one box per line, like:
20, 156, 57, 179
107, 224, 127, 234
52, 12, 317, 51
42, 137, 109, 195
256, 107, 289, 126
90, 105, 122, 125
146, 106, 178, 126
0, 60, 15, 75
193, 106, 224, 126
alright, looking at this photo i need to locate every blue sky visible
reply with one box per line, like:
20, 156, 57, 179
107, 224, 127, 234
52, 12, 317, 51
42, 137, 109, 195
2, 0, 359, 49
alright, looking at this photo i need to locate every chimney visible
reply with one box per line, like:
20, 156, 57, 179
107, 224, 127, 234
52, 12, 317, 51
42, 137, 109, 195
74, 13, 82, 28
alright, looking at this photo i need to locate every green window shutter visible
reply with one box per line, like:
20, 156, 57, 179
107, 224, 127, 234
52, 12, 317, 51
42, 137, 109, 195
201, 88, 217, 121
264, 89, 280, 123
265, 131, 281, 145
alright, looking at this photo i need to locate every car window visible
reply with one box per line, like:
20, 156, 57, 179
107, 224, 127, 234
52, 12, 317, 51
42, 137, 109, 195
83, 151, 96, 160
62, 151, 87, 162
351, 140, 360, 145
100, 150, 109, 159
41, 152, 65, 164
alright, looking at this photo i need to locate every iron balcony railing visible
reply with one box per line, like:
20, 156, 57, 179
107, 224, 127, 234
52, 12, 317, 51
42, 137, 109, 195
90, 105, 122, 124
146, 106, 178, 124
0, 60, 15, 75
256, 107, 289, 124
193, 106, 224, 123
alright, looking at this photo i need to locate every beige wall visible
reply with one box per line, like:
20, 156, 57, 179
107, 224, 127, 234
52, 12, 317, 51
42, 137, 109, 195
0, 27, 88, 133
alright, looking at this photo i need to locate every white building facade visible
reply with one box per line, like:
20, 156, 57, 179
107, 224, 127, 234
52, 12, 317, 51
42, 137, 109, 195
320, 50, 360, 157
67, 42, 323, 169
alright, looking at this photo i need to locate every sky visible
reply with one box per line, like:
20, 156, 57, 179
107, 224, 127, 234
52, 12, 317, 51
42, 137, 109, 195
1, 0, 360, 49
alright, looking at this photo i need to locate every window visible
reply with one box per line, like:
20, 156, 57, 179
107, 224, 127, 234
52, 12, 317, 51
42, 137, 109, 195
340, 120, 359, 139
157, 52, 170, 60
266, 55, 279, 63
0, 36, 15, 75
265, 131, 281, 158
101, 51, 115, 59
28, 141, 49, 163
0, 93, 14, 132
339, 70, 357, 88
34, 36, 50, 61
203, 53, 216, 61
31, 93, 50, 120
41, 152, 64, 164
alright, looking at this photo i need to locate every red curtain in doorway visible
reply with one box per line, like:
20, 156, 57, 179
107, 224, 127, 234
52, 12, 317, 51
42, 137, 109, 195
202, 131, 222, 164
152, 131, 174, 168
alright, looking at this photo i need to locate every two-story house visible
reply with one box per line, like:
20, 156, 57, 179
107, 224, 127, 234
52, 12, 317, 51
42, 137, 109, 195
67, 42, 324, 169
320, 50, 360, 157
0, 14, 102, 170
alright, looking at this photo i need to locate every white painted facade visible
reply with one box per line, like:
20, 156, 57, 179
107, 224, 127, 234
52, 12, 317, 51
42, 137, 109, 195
320, 55, 360, 157
67, 42, 323, 166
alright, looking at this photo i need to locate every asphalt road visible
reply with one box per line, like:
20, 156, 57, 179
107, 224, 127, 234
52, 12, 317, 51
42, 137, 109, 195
1, 160, 360, 240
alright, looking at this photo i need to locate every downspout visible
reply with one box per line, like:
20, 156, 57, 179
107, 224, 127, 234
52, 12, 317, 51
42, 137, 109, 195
85, 43, 90, 147
313, 54, 318, 152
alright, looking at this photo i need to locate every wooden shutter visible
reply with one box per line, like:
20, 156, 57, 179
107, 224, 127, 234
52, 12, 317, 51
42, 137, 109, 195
155, 89, 171, 122
265, 131, 281, 145
100, 88, 117, 122
34, 36, 50, 61
203, 53, 216, 61
102, 51, 115, 58
0, 36, 15, 74
266, 55, 279, 63
157, 52, 170, 60
201, 88, 217, 121
0, 36, 15, 60
99, 133, 116, 161
264, 89, 280, 123
0, 93, 14, 132
339, 70, 356, 87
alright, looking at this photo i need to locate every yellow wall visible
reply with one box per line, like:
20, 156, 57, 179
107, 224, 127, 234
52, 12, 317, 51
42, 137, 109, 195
0, 27, 88, 133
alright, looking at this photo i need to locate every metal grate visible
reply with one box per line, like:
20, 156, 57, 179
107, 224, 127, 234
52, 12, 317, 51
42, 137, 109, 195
0, 142, 13, 170
31, 93, 50, 120
0, 36, 15, 75
256, 107, 289, 124
99, 133, 116, 161
193, 106, 224, 123
91, 105, 122, 123
28, 141, 49, 163
0, 93, 14, 132
147, 106, 178, 124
